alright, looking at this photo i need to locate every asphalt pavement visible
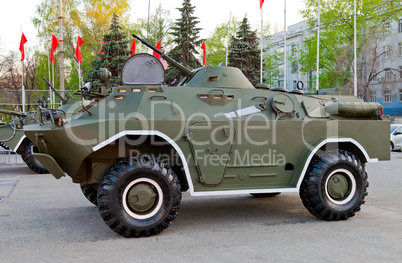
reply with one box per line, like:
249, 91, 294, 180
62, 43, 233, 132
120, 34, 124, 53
0, 152, 401, 263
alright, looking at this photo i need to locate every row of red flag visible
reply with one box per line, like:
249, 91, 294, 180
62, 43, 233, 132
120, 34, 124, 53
19, 0, 266, 65
19, 33, 85, 63
19, 33, 207, 66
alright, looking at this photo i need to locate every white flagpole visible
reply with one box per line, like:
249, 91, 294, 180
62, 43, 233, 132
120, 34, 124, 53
52, 62, 55, 107
22, 61, 25, 113
284, 0, 287, 89
226, 11, 232, 66
354, 0, 357, 97
316, 0, 320, 91
21, 26, 25, 113
260, 5, 263, 83
48, 51, 52, 108
79, 63, 81, 88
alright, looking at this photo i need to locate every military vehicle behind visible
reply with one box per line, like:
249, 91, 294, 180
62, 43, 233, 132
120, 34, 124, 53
0, 109, 48, 174
21, 34, 390, 237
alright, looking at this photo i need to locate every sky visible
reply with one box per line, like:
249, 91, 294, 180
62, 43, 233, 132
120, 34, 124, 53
0, 0, 305, 55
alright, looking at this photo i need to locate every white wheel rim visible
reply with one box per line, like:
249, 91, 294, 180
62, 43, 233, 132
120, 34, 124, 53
122, 178, 164, 220
324, 169, 356, 205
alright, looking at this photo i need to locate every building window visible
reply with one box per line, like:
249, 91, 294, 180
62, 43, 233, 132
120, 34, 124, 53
399, 43, 402, 56
384, 90, 392, 103
384, 45, 391, 58
385, 70, 393, 81
399, 19, 402, 32
370, 91, 377, 102
384, 23, 391, 35
291, 63, 298, 73
291, 44, 297, 56
399, 66, 402, 79
279, 64, 284, 76
399, 89, 402, 102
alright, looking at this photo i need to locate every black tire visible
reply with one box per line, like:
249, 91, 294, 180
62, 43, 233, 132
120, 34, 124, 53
80, 184, 98, 206
21, 141, 49, 174
0, 142, 10, 150
250, 193, 281, 198
97, 155, 181, 237
390, 142, 394, 151
300, 150, 368, 221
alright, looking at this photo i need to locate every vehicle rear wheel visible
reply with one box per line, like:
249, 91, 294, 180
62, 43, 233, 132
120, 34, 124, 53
390, 142, 394, 151
0, 142, 10, 150
80, 184, 98, 206
300, 150, 368, 221
21, 141, 49, 174
97, 155, 181, 237
250, 193, 281, 198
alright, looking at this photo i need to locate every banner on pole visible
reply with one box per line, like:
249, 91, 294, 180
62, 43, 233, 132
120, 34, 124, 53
130, 39, 136, 56
153, 40, 161, 60
19, 33, 28, 61
50, 34, 59, 63
201, 42, 207, 66
75, 36, 84, 63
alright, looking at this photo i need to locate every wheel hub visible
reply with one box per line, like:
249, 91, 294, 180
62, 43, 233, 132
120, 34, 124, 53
328, 173, 349, 200
127, 183, 157, 213
325, 168, 357, 205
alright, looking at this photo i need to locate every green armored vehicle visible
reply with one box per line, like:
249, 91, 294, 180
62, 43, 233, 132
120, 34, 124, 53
23, 34, 390, 237
0, 109, 48, 174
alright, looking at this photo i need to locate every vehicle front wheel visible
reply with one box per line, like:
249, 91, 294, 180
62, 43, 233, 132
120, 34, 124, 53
80, 184, 98, 206
21, 141, 49, 174
97, 155, 181, 237
390, 142, 394, 151
300, 150, 368, 221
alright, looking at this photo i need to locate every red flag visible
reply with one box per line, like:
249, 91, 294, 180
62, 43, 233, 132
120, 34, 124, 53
100, 41, 106, 55
260, 0, 264, 9
201, 42, 207, 66
19, 33, 28, 61
153, 40, 161, 60
75, 35, 84, 63
130, 39, 136, 56
50, 34, 59, 63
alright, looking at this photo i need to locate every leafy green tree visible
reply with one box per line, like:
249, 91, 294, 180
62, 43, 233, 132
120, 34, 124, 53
32, 0, 131, 89
228, 15, 260, 86
167, 0, 203, 83
136, 4, 173, 53
263, 47, 282, 88
85, 14, 130, 88
205, 17, 240, 66
299, 0, 402, 94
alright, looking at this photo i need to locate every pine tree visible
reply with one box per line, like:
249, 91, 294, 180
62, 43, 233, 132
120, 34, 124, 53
167, 0, 202, 84
228, 15, 260, 86
85, 14, 130, 89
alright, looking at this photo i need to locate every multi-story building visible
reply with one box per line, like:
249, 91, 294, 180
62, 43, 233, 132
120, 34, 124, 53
265, 18, 402, 117
367, 18, 402, 116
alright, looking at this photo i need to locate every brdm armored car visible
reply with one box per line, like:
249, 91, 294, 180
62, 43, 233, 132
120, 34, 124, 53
0, 109, 48, 174
22, 34, 390, 237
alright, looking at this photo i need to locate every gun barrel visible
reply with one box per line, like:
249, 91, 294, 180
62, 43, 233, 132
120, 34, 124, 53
0, 109, 23, 117
132, 33, 192, 77
43, 78, 67, 105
